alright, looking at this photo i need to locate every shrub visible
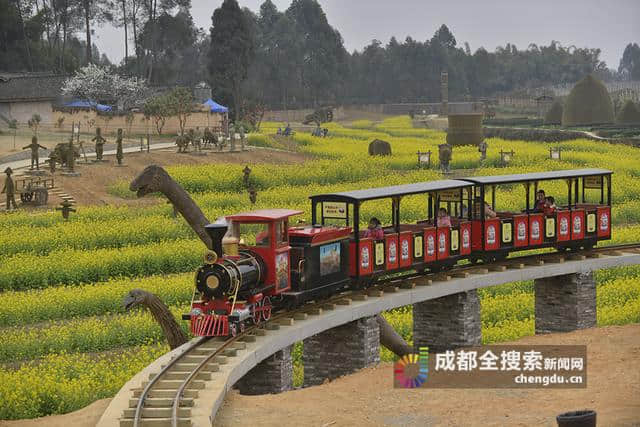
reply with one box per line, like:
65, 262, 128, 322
544, 100, 563, 125
616, 100, 640, 124
562, 74, 614, 126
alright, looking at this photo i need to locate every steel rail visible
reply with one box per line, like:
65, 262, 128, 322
133, 336, 210, 427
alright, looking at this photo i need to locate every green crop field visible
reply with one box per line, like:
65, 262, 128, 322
1, 115, 639, 419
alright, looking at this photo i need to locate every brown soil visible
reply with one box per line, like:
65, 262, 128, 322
215, 324, 640, 427
15, 147, 307, 208
0, 399, 111, 427
2, 325, 638, 426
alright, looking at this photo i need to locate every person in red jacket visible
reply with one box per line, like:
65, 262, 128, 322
363, 217, 384, 239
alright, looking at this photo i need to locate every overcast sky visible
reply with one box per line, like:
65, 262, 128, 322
94, 0, 639, 70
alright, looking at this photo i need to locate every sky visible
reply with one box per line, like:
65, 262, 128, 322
94, 0, 640, 70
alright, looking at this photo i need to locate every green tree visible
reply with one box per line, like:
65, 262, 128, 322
165, 87, 193, 135
208, 0, 254, 121
619, 43, 640, 80
143, 94, 170, 134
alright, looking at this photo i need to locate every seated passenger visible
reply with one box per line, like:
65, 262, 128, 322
534, 189, 546, 212
437, 207, 452, 227
544, 196, 557, 215
484, 202, 497, 218
363, 217, 384, 240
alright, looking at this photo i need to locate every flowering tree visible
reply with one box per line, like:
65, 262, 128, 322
62, 64, 148, 110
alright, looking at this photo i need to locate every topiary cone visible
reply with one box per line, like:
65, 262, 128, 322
544, 100, 563, 125
561, 74, 614, 126
616, 100, 640, 124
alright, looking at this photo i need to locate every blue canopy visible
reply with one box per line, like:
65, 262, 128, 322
64, 100, 112, 112
203, 98, 228, 113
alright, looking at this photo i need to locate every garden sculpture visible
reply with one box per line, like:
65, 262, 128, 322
242, 165, 252, 189
123, 289, 187, 350
1, 167, 18, 210
56, 199, 76, 220
368, 139, 392, 156
116, 128, 124, 165
195, 127, 203, 147
92, 127, 106, 161
128, 165, 411, 357
203, 127, 215, 148
478, 140, 488, 161
439, 143, 452, 173
249, 187, 257, 205
66, 137, 77, 172
190, 129, 202, 152
303, 107, 334, 126
51, 141, 80, 169
23, 136, 47, 170
176, 134, 190, 153
47, 153, 58, 173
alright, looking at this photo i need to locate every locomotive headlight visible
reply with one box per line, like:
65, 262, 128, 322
190, 307, 203, 317
204, 250, 218, 264
206, 275, 219, 290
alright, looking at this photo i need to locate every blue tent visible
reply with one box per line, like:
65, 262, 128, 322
64, 100, 112, 112
203, 98, 228, 113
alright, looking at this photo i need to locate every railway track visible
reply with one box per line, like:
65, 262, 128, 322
116, 242, 640, 427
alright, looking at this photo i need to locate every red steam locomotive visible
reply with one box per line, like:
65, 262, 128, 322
184, 169, 612, 337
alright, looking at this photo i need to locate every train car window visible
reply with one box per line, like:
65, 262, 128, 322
238, 223, 270, 247
276, 220, 288, 245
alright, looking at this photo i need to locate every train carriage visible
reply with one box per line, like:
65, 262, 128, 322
461, 168, 612, 261
309, 179, 475, 284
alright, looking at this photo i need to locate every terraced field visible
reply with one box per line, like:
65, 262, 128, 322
1, 116, 639, 419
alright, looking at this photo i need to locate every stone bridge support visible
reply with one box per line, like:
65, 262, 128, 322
303, 316, 380, 387
236, 346, 293, 395
413, 290, 482, 352
535, 272, 596, 334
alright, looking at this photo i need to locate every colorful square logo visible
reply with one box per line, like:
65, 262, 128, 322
394, 346, 429, 388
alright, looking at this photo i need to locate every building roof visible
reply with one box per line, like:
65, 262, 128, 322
0, 73, 66, 103
461, 168, 612, 185
310, 180, 473, 204
226, 209, 304, 222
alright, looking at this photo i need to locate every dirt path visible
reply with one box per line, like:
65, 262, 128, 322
2, 325, 638, 426
12, 147, 307, 208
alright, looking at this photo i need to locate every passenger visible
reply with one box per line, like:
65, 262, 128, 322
535, 190, 546, 212
544, 196, 557, 215
363, 217, 384, 240
461, 204, 469, 218
437, 207, 452, 227
484, 202, 497, 218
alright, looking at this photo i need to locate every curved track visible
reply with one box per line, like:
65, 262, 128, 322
99, 244, 640, 427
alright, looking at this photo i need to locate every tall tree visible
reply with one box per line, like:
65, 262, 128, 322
619, 43, 640, 80
79, 0, 114, 64
208, 0, 254, 121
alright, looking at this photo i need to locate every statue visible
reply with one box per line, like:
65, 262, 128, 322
248, 187, 257, 205
2, 167, 18, 211
478, 140, 488, 162
66, 136, 77, 173
123, 289, 188, 350
368, 139, 392, 156
47, 153, 58, 173
176, 134, 189, 153
92, 127, 106, 161
115, 128, 124, 165
129, 165, 412, 358
56, 199, 76, 220
438, 143, 452, 173
23, 136, 47, 170
242, 165, 252, 189
203, 127, 215, 149
190, 128, 202, 153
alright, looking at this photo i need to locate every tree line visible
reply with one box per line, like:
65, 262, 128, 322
2, 0, 638, 117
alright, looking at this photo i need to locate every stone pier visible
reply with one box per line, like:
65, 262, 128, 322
535, 272, 596, 334
236, 346, 293, 395
413, 290, 481, 353
303, 316, 380, 387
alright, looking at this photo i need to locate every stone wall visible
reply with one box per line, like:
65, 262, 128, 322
535, 272, 596, 334
413, 290, 482, 353
303, 316, 379, 387
7, 101, 54, 123
236, 346, 293, 395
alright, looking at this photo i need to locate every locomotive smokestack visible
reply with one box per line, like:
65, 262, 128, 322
205, 223, 228, 257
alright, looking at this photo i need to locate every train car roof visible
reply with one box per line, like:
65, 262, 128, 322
310, 179, 473, 203
226, 209, 304, 222
461, 168, 613, 185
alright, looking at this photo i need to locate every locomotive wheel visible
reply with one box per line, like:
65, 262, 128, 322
252, 300, 262, 325
262, 296, 272, 321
